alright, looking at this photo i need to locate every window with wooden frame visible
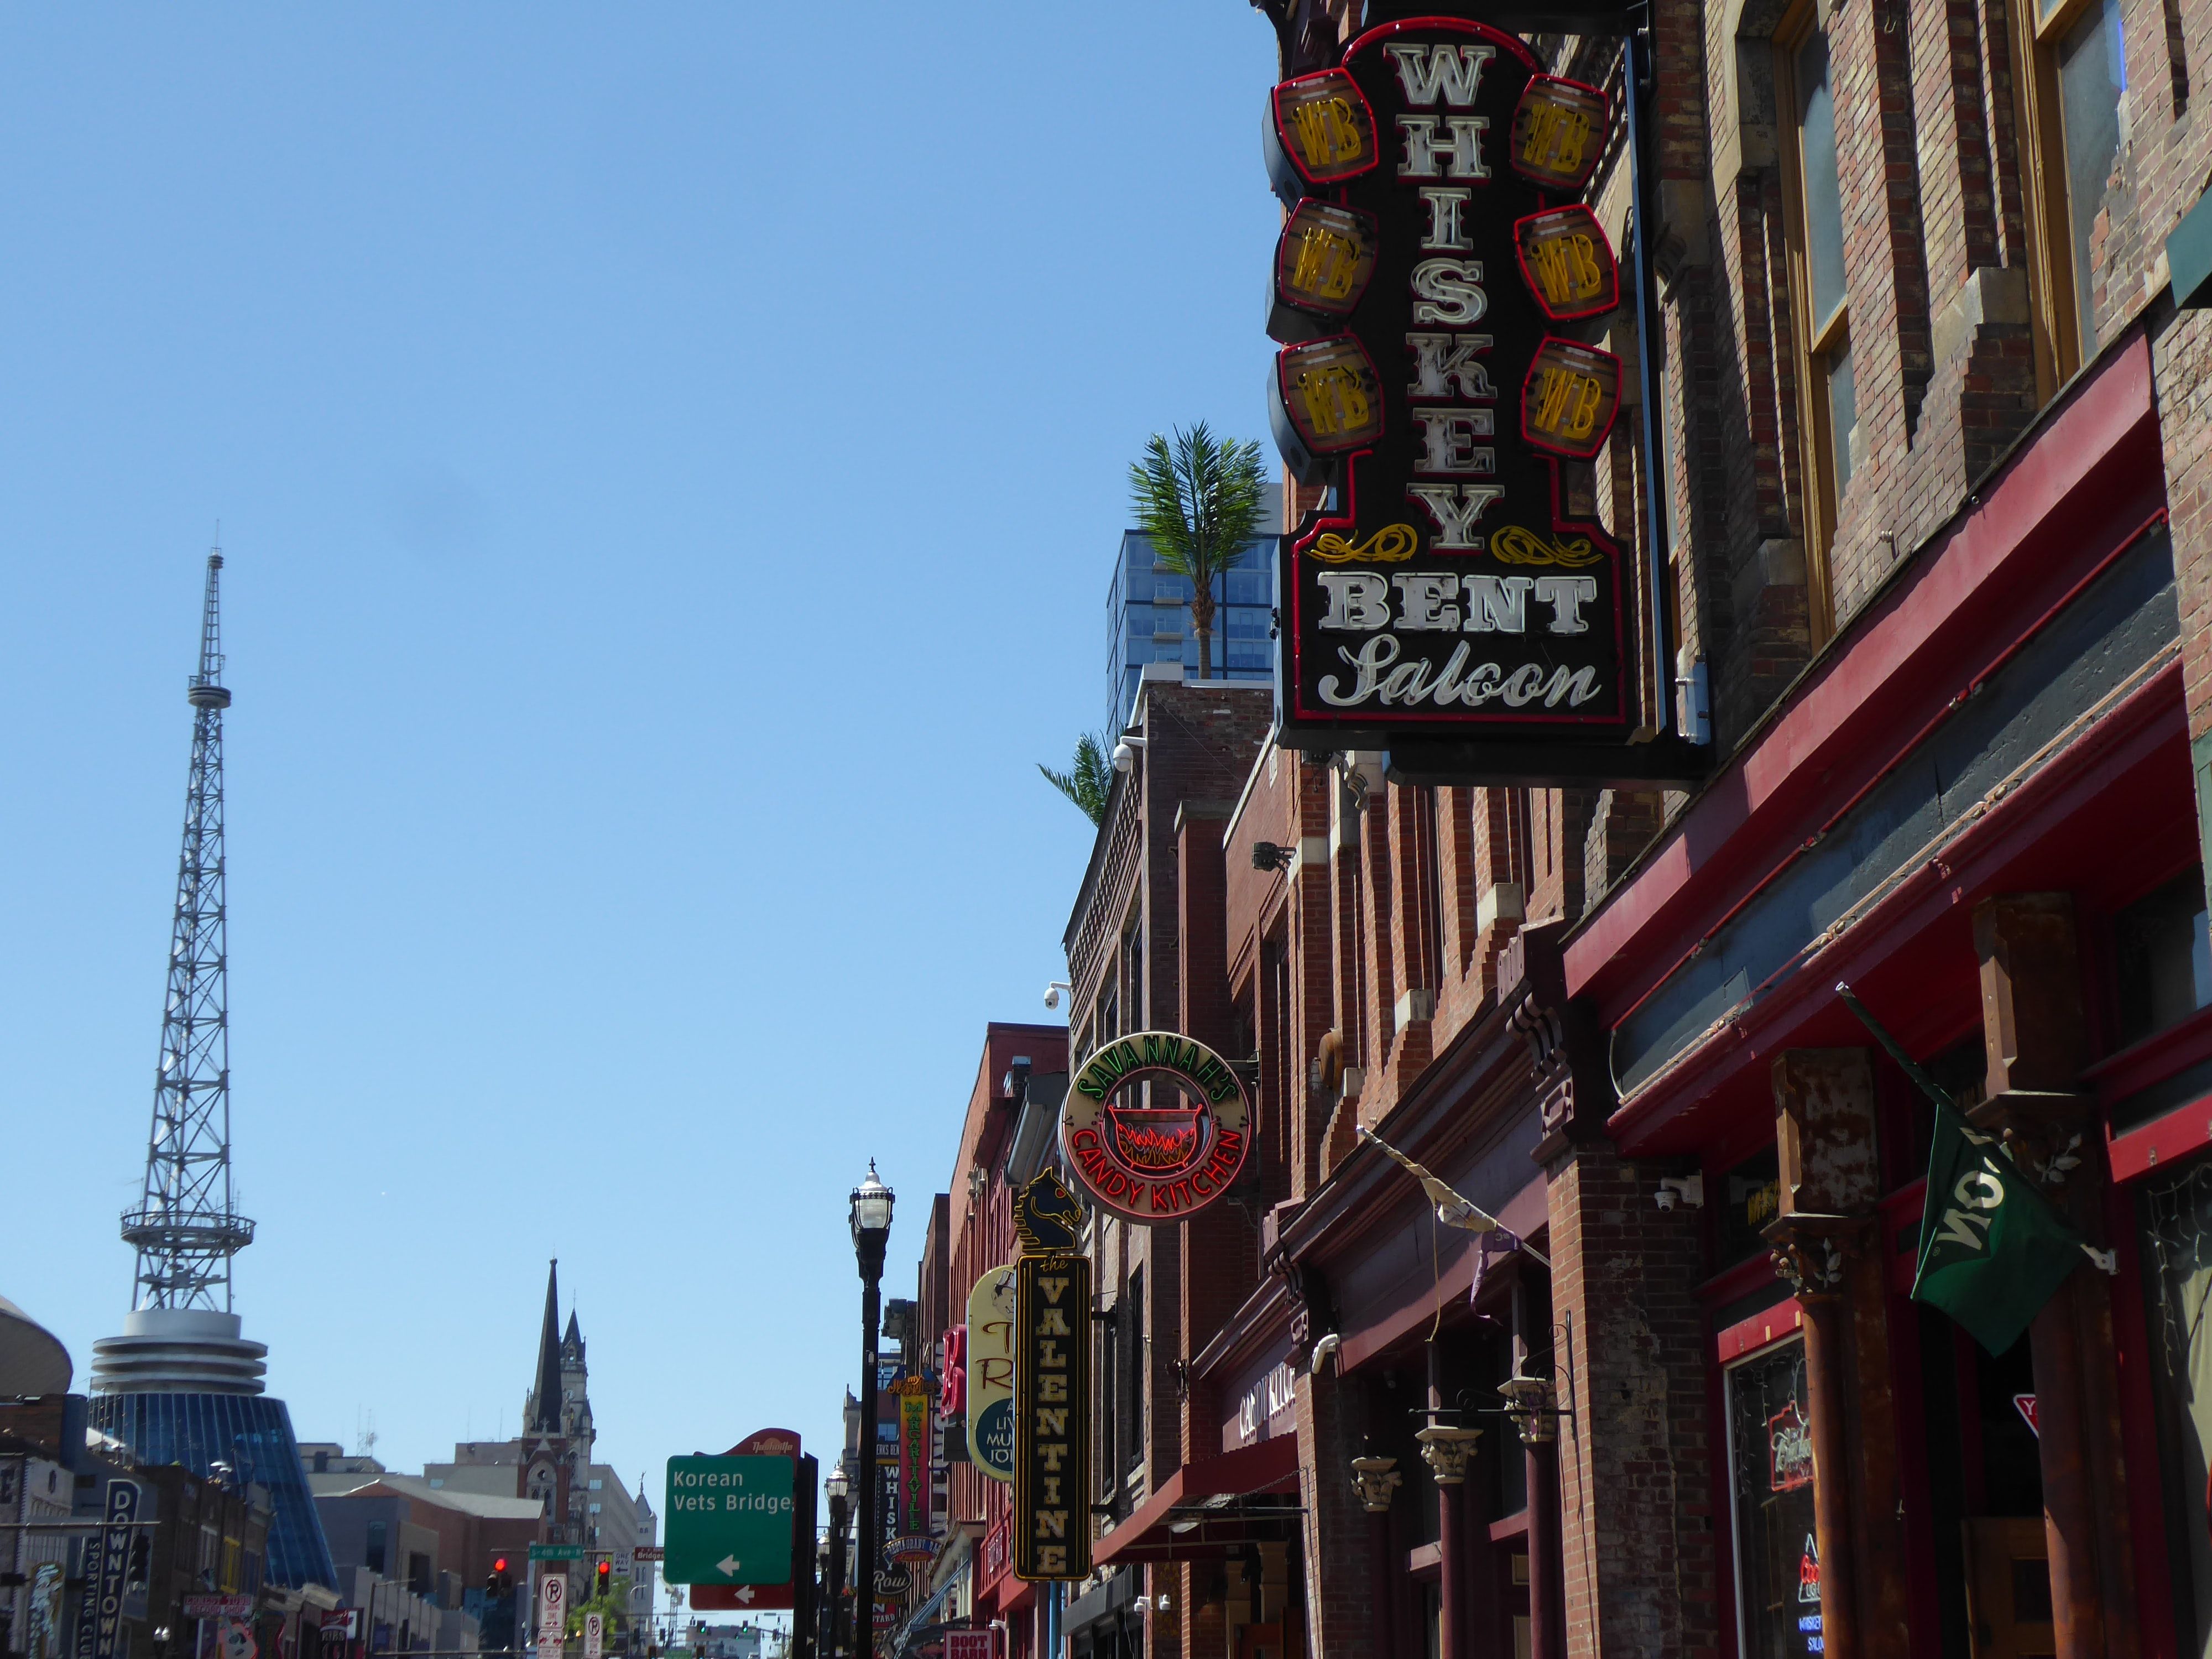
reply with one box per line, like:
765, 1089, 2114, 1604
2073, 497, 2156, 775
2015, 0, 2127, 380
1778, 12, 1857, 628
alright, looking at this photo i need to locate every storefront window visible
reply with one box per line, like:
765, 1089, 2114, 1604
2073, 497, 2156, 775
1725, 1340, 1822, 1658
2141, 1159, 2212, 1651
1717, 1147, 1783, 1270
2115, 868, 2212, 1046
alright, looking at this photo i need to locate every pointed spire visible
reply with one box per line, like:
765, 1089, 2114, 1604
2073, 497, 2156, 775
529, 1259, 562, 1433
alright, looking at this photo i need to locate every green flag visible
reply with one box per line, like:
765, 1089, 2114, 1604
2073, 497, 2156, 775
1911, 1102, 2085, 1354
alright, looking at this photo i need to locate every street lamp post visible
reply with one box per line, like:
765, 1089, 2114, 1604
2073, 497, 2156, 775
822, 1463, 851, 1659
848, 1165, 894, 1659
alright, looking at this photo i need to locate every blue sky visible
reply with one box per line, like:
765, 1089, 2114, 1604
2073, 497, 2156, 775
3, 4, 1279, 1511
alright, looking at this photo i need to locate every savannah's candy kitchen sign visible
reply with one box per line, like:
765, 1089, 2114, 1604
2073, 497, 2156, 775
1059, 1032, 1251, 1223
1266, 17, 1652, 758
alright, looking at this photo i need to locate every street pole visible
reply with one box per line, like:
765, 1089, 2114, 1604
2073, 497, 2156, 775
824, 1483, 849, 1659
848, 1166, 894, 1659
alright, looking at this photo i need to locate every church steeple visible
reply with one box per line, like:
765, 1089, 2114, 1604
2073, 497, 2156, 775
562, 1310, 584, 1364
529, 1259, 562, 1434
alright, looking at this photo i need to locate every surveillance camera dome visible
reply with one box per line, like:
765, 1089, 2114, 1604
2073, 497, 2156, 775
1113, 741, 1135, 773
1655, 1188, 1678, 1211
1044, 985, 1061, 1010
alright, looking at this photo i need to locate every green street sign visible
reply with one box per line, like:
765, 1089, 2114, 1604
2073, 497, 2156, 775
662, 1457, 794, 1587
529, 1546, 585, 1562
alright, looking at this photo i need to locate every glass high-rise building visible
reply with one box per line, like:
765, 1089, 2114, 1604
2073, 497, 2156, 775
1105, 521, 1280, 737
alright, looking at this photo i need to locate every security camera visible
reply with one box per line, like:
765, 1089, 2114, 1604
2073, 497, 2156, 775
1113, 734, 1147, 774
1654, 1187, 1677, 1212
1656, 1174, 1704, 1211
1044, 980, 1071, 1011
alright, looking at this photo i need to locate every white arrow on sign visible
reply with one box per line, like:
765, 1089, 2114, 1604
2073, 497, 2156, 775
733, 1588, 755, 1605
717, 1557, 740, 1578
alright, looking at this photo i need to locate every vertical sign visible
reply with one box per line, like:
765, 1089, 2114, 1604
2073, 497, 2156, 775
583, 1614, 603, 1659
71, 1479, 138, 1659
1011, 1169, 1091, 1582
537, 1567, 567, 1659
97, 1482, 138, 1659
965, 1271, 1015, 1481
893, 1380, 931, 1540
938, 1327, 968, 1463
1264, 17, 1701, 782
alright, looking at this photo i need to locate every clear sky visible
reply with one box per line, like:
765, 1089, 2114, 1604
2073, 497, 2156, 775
3, 5, 1280, 1507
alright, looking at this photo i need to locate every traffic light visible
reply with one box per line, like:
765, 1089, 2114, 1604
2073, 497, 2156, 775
596, 1561, 612, 1599
489, 1558, 512, 1598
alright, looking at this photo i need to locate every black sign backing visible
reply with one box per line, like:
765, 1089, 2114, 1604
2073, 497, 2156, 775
1266, 17, 1705, 784
1012, 1255, 1092, 1581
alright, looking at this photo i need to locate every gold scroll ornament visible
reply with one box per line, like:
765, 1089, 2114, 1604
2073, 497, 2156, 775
1306, 523, 1418, 564
1488, 525, 1604, 568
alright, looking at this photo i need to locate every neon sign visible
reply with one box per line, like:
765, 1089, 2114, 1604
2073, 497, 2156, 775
1060, 1031, 1253, 1223
1265, 17, 1677, 766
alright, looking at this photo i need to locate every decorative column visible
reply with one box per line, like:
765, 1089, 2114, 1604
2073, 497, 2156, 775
1350, 1456, 1401, 1659
1499, 1373, 1564, 1659
1970, 893, 2139, 1659
1763, 1048, 1910, 1659
1416, 1426, 1482, 1659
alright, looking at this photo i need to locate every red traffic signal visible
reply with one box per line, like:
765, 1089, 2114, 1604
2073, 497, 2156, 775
494, 1558, 508, 1574
595, 1562, 612, 1589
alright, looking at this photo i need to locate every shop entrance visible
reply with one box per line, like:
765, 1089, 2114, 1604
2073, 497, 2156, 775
1913, 1310, 2053, 1658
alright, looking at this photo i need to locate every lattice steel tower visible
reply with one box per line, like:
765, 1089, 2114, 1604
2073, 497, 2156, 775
90, 552, 336, 1590
122, 551, 255, 1311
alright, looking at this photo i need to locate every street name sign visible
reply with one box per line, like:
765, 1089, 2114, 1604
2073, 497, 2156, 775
664, 1457, 794, 1588
529, 1546, 585, 1562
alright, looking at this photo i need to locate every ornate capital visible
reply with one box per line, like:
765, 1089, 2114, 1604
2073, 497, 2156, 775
1764, 1213, 1871, 1303
1414, 1425, 1483, 1485
1349, 1455, 1401, 1513
1497, 1373, 1559, 1446
1499, 919, 1614, 1146
1270, 1257, 1335, 1370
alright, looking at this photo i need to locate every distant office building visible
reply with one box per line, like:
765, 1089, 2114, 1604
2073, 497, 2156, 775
1104, 502, 1280, 736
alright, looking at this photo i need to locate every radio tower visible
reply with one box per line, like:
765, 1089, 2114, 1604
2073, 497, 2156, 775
123, 550, 254, 1310
91, 550, 337, 1590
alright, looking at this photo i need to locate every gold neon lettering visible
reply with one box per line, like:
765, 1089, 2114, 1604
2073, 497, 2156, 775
1290, 97, 1365, 167
1297, 368, 1373, 437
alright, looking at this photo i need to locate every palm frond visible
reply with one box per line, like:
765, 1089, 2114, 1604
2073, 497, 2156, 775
1039, 731, 1114, 826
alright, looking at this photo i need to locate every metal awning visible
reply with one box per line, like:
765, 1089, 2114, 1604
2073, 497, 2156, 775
1093, 1437, 1301, 1566
890, 1577, 959, 1657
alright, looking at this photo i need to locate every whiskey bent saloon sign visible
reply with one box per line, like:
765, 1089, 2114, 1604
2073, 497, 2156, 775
1266, 17, 1672, 769
1060, 1031, 1251, 1223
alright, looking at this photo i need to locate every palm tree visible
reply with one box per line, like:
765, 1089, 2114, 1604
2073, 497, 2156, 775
1039, 732, 1113, 826
1128, 423, 1270, 679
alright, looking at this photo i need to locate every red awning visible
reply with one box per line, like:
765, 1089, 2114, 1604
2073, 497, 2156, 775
1093, 1436, 1301, 1566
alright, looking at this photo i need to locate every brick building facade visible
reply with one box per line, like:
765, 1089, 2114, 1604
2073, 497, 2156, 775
887, 0, 2212, 1650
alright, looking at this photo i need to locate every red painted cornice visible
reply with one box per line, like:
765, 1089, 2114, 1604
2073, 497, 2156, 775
1566, 333, 2161, 1021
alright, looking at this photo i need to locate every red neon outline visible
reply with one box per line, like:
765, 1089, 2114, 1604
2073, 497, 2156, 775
1340, 14, 1541, 74
1509, 74, 1613, 192
1270, 68, 1381, 188
1272, 14, 1630, 735
1518, 335, 1624, 460
1058, 1065, 1254, 1225
1284, 450, 1628, 729
1510, 205, 1621, 321
1275, 333, 1387, 455
1275, 198, 1384, 321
